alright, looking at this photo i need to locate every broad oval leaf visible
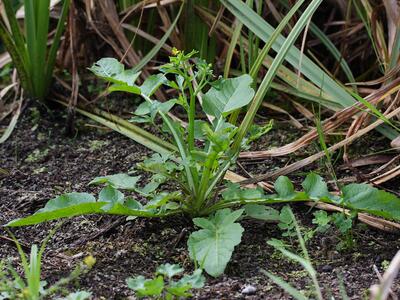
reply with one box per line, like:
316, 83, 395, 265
188, 209, 244, 277
99, 186, 124, 203
89, 58, 123, 79
89, 58, 141, 87
99, 186, 124, 211
342, 184, 400, 221
244, 204, 279, 221
89, 173, 140, 190
6, 192, 101, 227
202, 75, 255, 118
301, 173, 331, 200
6, 192, 159, 227
274, 176, 296, 199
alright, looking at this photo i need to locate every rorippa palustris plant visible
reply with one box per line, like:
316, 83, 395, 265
7, 50, 400, 277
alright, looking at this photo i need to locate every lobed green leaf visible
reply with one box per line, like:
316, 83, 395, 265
202, 75, 255, 118
188, 209, 244, 277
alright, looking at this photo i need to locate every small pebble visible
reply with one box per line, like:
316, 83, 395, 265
322, 265, 333, 272
241, 285, 257, 295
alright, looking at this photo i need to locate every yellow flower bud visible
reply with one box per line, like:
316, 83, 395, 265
83, 255, 96, 268
171, 47, 180, 56
22, 288, 30, 298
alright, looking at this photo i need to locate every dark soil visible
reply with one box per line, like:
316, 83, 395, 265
1, 104, 399, 299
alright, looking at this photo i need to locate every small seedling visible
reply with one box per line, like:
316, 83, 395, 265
0, 227, 93, 300
25, 149, 49, 163
126, 263, 205, 299
312, 210, 331, 233
278, 205, 297, 238
311, 211, 356, 250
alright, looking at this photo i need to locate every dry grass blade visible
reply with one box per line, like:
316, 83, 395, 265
121, 23, 173, 52
0, 52, 11, 68
370, 155, 400, 175
156, 1, 181, 49
306, 202, 400, 233
66, 0, 79, 134
208, 6, 225, 36
370, 250, 400, 299
345, 155, 394, 168
98, 0, 142, 67
0, 96, 22, 144
261, 102, 303, 129
383, 0, 400, 55
224, 170, 273, 192
390, 136, 400, 148
83, 0, 126, 62
372, 266, 398, 300
143, 0, 180, 9
240, 77, 400, 159
370, 165, 400, 185
241, 104, 400, 183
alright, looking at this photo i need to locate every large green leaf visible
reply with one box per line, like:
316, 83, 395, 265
6, 192, 160, 227
89, 173, 140, 190
88, 58, 141, 92
208, 174, 400, 222
187, 209, 244, 277
202, 75, 255, 118
244, 204, 279, 221
342, 184, 400, 220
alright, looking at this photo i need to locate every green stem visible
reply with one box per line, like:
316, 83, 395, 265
195, 151, 218, 212
142, 94, 198, 196
201, 196, 312, 216
188, 83, 196, 151
0, 20, 31, 93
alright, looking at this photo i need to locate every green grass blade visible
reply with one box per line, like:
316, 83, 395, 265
5, 229, 30, 286
0, 21, 30, 92
60, 103, 175, 157
249, 0, 305, 80
44, 0, 70, 95
351, 91, 400, 131
223, 0, 252, 78
233, 0, 324, 151
229, 0, 304, 125
2, 0, 28, 64
158, 109, 198, 196
389, 28, 400, 71
24, 0, 37, 94
278, 0, 356, 85
197, 9, 344, 110
261, 270, 308, 300
308, 22, 355, 85
34, 0, 51, 98
132, 3, 183, 72
220, 0, 356, 108
28, 245, 40, 299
